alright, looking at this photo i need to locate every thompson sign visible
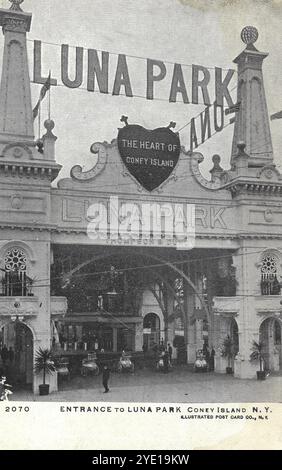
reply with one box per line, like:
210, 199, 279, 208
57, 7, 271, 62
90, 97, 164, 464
117, 120, 181, 191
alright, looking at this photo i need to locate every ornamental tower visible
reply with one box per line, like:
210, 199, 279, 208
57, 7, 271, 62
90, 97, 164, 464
0, 0, 61, 175
0, 1, 62, 394
231, 26, 274, 168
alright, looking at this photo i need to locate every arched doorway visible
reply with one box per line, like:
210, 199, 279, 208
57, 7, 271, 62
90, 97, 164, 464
259, 318, 282, 372
0, 321, 33, 389
143, 312, 161, 351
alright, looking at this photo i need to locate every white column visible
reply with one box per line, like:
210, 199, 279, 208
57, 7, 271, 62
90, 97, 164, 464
233, 245, 260, 379
134, 321, 143, 352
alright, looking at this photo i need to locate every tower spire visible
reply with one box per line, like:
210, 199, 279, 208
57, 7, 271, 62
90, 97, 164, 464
231, 26, 273, 168
0, 0, 33, 142
0, 1, 61, 179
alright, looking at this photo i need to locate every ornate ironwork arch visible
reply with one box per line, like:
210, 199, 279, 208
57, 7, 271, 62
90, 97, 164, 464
58, 248, 210, 323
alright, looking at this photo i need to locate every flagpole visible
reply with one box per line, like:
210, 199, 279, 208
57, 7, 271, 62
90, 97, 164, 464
48, 70, 51, 120
48, 88, 51, 120
38, 101, 41, 139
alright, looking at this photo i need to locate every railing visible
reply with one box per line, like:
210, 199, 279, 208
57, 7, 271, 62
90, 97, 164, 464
261, 273, 281, 296
1, 272, 33, 297
66, 292, 127, 314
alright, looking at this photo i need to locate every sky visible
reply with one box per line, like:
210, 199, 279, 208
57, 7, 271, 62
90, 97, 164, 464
1, 0, 282, 183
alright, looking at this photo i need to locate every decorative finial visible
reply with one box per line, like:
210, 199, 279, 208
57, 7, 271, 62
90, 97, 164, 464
44, 119, 55, 133
120, 115, 128, 126
8, 0, 24, 11
212, 154, 221, 166
210, 154, 223, 175
241, 26, 258, 45
36, 138, 44, 154
237, 141, 246, 152
167, 121, 176, 130
237, 141, 249, 159
43, 119, 57, 140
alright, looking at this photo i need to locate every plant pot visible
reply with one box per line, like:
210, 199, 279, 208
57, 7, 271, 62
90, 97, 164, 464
256, 371, 266, 381
226, 367, 233, 375
39, 384, 50, 396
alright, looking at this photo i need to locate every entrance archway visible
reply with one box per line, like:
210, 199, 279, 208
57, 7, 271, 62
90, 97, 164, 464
59, 248, 210, 323
52, 247, 215, 361
0, 321, 33, 388
143, 312, 161, 351
259, 318, 282, 372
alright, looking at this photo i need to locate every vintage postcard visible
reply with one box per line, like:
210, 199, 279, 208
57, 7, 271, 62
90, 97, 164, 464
0, 0, 281, 450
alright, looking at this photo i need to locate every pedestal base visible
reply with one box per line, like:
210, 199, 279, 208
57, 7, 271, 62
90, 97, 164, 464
33, 371, 58, 395
270, 352, 280, 371
215, 355, 228, 374
234, 356, 257, 379
187, 344, 196, 363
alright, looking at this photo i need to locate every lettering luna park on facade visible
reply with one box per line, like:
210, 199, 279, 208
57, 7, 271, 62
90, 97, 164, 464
33, 40, 235, 107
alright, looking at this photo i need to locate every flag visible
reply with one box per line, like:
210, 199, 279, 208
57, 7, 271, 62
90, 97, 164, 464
270, 110, 282, 121
33, 73, 51, 120
225, 102, 240, 115
32, 100, 41, 120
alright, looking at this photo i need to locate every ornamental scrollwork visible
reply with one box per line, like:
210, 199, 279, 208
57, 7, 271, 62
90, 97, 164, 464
70, 142, 107, 181
3, 17, 28, 33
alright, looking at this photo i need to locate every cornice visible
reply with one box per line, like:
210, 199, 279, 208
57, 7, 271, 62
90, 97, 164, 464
225, 181, 282, 198
0, 160, 62, 181
1, 223, 282, 242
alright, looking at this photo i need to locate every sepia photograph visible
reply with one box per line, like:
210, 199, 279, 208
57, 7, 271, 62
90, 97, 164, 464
0, 0, 281, 451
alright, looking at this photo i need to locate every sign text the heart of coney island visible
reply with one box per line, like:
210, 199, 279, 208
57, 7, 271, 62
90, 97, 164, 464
117, 122, 181, 191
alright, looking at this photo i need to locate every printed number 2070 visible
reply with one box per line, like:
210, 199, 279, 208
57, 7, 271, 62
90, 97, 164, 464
5, 406, 30, 412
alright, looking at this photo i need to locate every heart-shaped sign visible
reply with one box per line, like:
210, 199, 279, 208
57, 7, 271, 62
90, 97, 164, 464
118, 124, 180, 191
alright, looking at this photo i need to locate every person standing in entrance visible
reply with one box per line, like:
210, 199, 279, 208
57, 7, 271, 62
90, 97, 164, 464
163, 350, 169, 373
102, 365, 110, 393
167, 343, 173, 364
209, 347, 215, 372
8, 347, 14, 364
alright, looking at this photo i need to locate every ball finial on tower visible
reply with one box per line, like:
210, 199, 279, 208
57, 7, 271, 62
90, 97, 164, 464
241, 26, 259, 45
44, 119, 55, 132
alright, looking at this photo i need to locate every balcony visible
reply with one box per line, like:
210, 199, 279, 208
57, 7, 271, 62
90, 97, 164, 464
0, 296, 39, 320
212, 295, 282, 319
64, 291, 137, 316
212, 296, 240, 317
0, 296, 67, 321
51, 296, 68, 318
1, 271, 33, 297
255, 295, 282, 317
260, 274, 281, 296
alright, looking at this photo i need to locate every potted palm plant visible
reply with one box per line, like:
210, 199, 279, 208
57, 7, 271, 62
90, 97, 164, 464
250, 340, 266, 380
34, 347, 56, 395
221, 335, 234, 374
